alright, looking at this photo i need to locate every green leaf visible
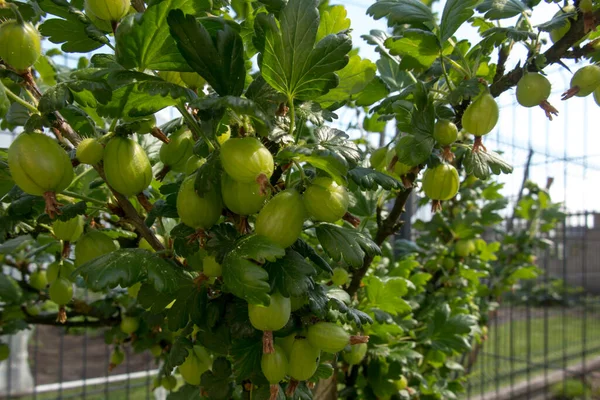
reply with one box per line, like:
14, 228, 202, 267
34, 55, 58, 87
167, 10, 246, 96
37, 201, 87, 224
363, 276, 412, 316
439, 0, 480, 42
193, 151, 222, 197
200, 357, 235, 400
367, 0, 435, 27
191, 96, 271, 129
395, 135, 435, 167
75, 249, 190, 293
231, 234, 286, 263
277, 146, 348, 184
317, 5, 351, 43
307, 284, 329, 318
355, 77, 390, 107
308, 364, 334, 383
314, 126, 361, 165
164, 335, 194, 371
264, 249, 316, 298
376, 57, 412, 92
426, 305, 477, 353
385, 30, 444, 69
329, 298, 373, 327
167, 385, 202, 400
0, 275, 22, 304
315, 223, 381, 268
38, 80, 112, 113
39, 18, 108, 53
0, 235, 33, 254
115, 0, 205, 71
167, 285, 207, 331
463, 149, 513, 180
222, 235, 285, 305
290, 239, 332, 275
536, 11, 576, 32
477, 0, 531, 20
316, 55, 377, 106
254, 0, 352, 100
98, 81, 194, 119
349, 167, 403, 191
230, 336, 264, 382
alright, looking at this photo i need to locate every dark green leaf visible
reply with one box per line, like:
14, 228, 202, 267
75, 249, 191, 293
191, 96, 271, 129
166, 385, 201, 400
164, 335, 194, 371
167, 285, 207, 331
201, 357, 235, 400
230, 336, 265, 383
290, 239, 333, 274
115, 0, 205, 71
205, 224, 240, 263
167, 10, 246, 96
193, 151, 222, 197
367, 0, 435, 27
277, 146, 348, 184
315, 223, 381, 268
395, 135, 435, 167
536, 11, 576, 32
349, 167, 403, 191
307, 284, 329, 318
254, 0, 352, 100
264, 249, 316, 297
37, 201, 87, 224
439, 0, 480, 42
39, 18, 107, 53
0, 275, 22, 304
328, 298, 373, 327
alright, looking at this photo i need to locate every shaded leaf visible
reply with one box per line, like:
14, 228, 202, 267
201, 357, 235, 400
264, 249, 316, 297
463, 149, 513, 179
75, 249, 190, 293
290, 239, 333, 274
315, 223, 381, 268
167, 10, 246, 96
349, 167, 403, 191
367, 0, 435, 27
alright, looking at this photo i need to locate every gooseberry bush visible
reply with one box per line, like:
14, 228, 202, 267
0, 0, 595, 399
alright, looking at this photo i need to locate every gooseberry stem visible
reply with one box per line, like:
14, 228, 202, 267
4, 86, 39, 114
61, 190, 106, 206
177, 104, 215, 151
289, 97, 297, 142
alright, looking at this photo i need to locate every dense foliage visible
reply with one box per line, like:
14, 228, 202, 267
0, 0, 596, 398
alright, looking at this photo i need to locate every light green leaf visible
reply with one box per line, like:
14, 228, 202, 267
277, 146, 348, 184
385, 30, 444, 69
316, 55, 377, 106
34, 55, 57, 86
439, 0, 480, 42
0, 274, 22, 304
463, 149, 513, 179
254, 0, 352, 100
97, 81, 195, 119
367, 0, 435, 27
75, 249, 191, 293
355, 77, 390, 107
316, 5, 351, 42
363, 276, 412, 316
476, 0, 531, 20
315, 223, 381, 268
